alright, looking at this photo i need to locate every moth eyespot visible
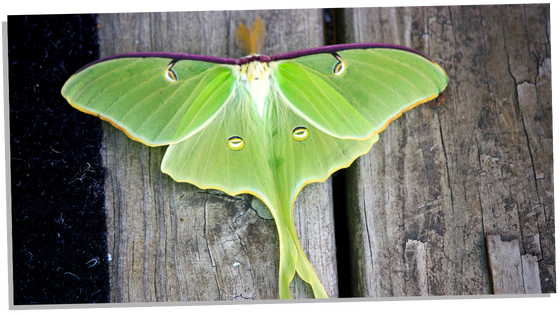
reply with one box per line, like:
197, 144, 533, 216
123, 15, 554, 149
163, 63, 178, 83
332, 55, 347, 77
227, 136, 245, 151
292, 126, 309, 142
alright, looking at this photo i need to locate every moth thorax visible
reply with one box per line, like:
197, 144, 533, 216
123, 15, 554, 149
241, 61, 270, 82
241, 61, 270, 117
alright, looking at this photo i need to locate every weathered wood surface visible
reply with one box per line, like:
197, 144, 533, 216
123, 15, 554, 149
97, 4, 554, 302
342, 4, 554, 296
98, 10, 339, 302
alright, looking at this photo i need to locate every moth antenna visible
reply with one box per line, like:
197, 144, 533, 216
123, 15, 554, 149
235, 22, 252, 55
250, 16, 266, 55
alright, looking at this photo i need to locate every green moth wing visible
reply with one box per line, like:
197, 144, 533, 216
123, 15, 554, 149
62, 56, 236, 146
161, 81, 380, 298
273, 48, 448, 140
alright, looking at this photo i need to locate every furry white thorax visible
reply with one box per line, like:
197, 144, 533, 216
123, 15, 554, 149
236, 61, 274, 117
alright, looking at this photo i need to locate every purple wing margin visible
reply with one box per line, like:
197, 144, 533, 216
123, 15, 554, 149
269, 43, 431, 61
75, 43, 432, 73
74, 51, 240, 73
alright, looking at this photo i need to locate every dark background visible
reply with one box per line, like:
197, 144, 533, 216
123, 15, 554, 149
8, 14, 110, 304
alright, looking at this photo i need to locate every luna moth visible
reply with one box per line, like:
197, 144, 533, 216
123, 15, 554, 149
61, 16, 448, 299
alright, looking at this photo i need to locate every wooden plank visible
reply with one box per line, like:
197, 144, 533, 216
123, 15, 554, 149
341, 4, 554, 297
487, 236, 524, 294
519, 4, 555, 294
521, 254, 542, 294
486, 235, 542, 294
98, 10, 338, 302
